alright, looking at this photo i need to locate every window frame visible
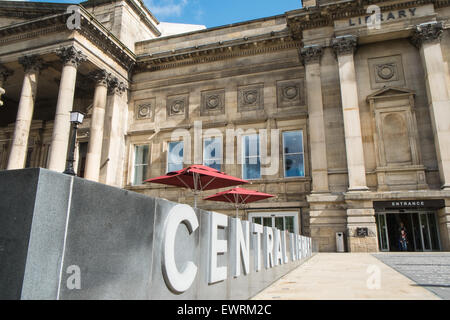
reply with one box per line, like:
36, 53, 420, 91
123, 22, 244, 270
203, 136, 223, 171
132, 144, 150, 186
166, 140, 184, 173
241, 133, 261, 180
248, 211, 300, 234
282, 130, 305, 178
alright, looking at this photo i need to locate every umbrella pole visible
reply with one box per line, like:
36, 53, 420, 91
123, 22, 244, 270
194, 193, 197, 208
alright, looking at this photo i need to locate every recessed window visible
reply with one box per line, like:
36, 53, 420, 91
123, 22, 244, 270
167, 141, 184, 172
203, 137, 222, 171
242, 134, 260, 180
283, 130, 304, 178
133, 145, 149, 186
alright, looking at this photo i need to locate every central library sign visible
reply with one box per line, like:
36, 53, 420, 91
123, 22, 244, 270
0, 169, 312, 300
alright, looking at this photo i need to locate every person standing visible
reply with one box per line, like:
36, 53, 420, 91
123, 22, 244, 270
398, 222, 408, 251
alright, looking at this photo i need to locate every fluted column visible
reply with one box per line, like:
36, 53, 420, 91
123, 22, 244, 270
7, 55, 44, 170
301, 45, 329, 193
0, 65, 13, 107
100, 77, 126, 186
332, 35, 368, 191
411, 22, 450, 190
47, 46, 86, 172
84, 70, 109, 182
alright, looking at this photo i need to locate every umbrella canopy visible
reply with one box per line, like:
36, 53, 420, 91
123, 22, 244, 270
144, 164, 249, 207
203, 187, 274, 217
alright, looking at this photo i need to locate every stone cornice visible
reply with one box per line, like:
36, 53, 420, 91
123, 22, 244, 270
136, 31, 299, 72
0, 8, 136, 72
300, 45, 323, 65
286, 0, 450, 39
410, 21, 444, 47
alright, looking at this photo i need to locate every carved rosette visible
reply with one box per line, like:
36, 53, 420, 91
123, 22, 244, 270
18, 55, 45, 73
332, 35, 358, 57
56, 46, 87, 68
88, 69, 110, 87
411, 22, 444, 48
300, 45, 323, 65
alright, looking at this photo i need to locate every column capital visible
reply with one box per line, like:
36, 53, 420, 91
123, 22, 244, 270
18, 55, 45, 73
300, 45, 324, 65
107, 76, 127, 96
411, 22, 444, 48
88, 69, 110, 87
0, 64, 13, 83
331, 35, 358, 57
56, 46, 87, 68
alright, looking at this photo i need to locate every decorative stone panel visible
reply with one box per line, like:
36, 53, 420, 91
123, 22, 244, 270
166, 94, 189, 119
237, 84, 263, 112
135, 98, 155, 121
201, 89, 225, 116
368, 55, 405, 89
276, 79, 305, 108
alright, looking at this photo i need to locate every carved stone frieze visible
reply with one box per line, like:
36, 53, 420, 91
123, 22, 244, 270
167, 94, 189, 118
277, 79, 305, 108
201, 89, 225, 116
135, 98, 155, 121
238, 84, 264, 112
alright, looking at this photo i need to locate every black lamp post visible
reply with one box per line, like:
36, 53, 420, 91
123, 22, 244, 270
63, 111, 85, 176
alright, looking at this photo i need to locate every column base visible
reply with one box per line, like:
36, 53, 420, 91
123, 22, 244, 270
347, 186, 369, 192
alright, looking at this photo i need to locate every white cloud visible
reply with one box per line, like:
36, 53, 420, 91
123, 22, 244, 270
145, 0, 189, 18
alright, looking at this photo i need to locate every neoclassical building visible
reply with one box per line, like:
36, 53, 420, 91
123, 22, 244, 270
1, 0, 449, 253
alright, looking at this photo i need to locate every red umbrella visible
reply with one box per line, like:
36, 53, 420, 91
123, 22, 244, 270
203, 187, 275, 217
144, 164, 248, 207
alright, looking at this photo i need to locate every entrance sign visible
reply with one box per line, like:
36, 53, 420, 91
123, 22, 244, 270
374, 199, 445, 210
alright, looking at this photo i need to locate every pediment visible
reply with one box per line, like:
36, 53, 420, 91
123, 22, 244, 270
367, 86, 415, 101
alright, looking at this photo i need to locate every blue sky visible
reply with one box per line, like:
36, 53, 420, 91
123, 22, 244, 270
27, 0, 303, 28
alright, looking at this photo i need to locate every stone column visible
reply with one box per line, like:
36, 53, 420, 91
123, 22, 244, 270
100, 77, 126, 186
7, 55, 44, 170
332, 35, 368, 192
301, 45, 329, 193
0, 65, 13, 107
411, 22, 450, 190
84, 69, 109, 182
47, 46, 86, 172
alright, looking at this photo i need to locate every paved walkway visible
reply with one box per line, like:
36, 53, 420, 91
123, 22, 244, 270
252, 253, 440, 300
373, 253, 450, 299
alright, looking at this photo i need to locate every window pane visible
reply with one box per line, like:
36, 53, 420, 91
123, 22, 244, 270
168, 141, 184, 172
275, 217, 284, 231
283, 131, 303, 154
263, 217, 272, 227
133, 145, 149, 185
284, 154, 304, 177
252, 217, 262, 225
285, 216, 295, 233
244, 135, 260, 157
204, 138, 222, 171
243, 135, 261, 180
243, 160, 261, 180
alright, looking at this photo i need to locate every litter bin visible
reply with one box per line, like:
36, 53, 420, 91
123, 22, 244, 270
336, 232, 345, 252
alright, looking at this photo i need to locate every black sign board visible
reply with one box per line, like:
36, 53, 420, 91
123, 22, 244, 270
373, 199, 445, 210
356, 227, 368, 237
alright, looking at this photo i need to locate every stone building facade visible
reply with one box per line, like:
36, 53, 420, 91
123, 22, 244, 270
1, 0, 449, 252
